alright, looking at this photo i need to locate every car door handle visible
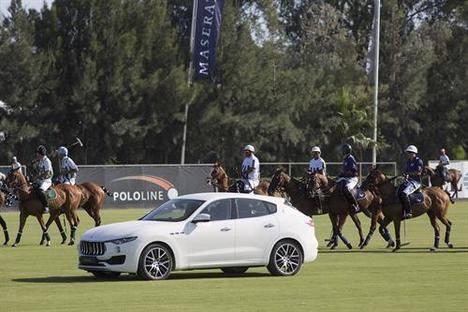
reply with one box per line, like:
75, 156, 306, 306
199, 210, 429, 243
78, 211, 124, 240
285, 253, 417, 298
220, 227, 231, 232
264, 223, 275, 228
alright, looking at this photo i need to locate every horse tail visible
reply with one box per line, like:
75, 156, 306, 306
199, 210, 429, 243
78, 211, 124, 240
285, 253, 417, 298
101, 186, 113, 197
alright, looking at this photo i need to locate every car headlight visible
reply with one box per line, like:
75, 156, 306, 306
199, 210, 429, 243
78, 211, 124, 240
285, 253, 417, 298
106, 236, 138, 245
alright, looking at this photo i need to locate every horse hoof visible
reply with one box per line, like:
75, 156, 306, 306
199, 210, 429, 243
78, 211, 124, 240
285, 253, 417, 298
392, 247, 400, 253
68, 241, 75, 246
346, 243, 353, 250
386, 241, 395, 248
326, 241, 333, 248
360, 243, 367, 250
330, 244, 338, 250
430, 247, 437, 252
61, 240, 66, 245
46, 242, 51, 247
12, 244, 17, 248
447, 243, 454, 249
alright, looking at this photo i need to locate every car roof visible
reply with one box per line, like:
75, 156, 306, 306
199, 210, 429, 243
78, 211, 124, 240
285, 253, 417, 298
177, 192, 286, 205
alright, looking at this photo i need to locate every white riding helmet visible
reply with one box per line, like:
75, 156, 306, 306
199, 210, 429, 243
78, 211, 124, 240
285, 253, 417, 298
57, 146, 68, 157
405, 145, 418, 154
311, 146, 321, 153
243, 145, 255, 153
11, 156, 21, 170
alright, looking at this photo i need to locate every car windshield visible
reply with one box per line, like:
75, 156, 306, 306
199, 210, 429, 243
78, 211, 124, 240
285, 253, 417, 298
141, 199, 205, 222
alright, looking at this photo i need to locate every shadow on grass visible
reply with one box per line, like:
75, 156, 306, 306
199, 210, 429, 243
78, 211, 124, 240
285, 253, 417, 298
319, 246, 468, 254
12, 271, 270, 284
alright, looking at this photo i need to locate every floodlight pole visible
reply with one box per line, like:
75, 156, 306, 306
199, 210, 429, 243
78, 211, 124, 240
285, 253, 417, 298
372, 0, 381, 166
181, 0, 198, 165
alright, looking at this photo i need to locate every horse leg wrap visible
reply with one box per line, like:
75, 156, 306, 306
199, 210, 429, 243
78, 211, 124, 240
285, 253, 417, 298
364, 230, 374, 246
444, 230, 450, 244
3, 229, 9, 245
434, 236, 440, 249
60, 230, 67, 241
71, 226, 76, 240
379, 226, 390, 242
15, 232, 22, 244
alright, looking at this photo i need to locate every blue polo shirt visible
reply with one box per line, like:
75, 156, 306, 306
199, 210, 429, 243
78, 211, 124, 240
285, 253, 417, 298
342, 154, 358, 177
405, 156, 423, 183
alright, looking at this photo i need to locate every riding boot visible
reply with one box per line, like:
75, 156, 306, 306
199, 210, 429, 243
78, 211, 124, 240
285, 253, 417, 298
37, 191, 49, 213
400, 195, 412, 219
344, 188, 359, 213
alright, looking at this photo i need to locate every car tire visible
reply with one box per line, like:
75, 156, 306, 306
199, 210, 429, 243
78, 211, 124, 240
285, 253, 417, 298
90, 271, 121, 279
220, 267, 249, 275
267, 240, 303, 276
137, 243, 173, 280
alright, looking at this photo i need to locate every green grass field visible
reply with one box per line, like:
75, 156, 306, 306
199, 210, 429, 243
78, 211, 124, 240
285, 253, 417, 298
1, 203, 467, 312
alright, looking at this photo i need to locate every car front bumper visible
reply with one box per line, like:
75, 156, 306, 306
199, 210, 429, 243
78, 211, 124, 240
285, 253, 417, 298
78, 240, 142, 273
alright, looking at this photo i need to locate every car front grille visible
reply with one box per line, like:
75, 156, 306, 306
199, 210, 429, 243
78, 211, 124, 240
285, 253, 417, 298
80, 241, 106, 256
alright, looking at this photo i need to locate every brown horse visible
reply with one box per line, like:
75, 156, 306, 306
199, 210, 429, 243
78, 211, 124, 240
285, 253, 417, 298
207, 162, 272, 195
75, 183, 111, 226
267, 169, 393, 249
0, 189, 10, 245
362, 168, 453, 252
5, 169, 81, 246
423, 166, 462, 202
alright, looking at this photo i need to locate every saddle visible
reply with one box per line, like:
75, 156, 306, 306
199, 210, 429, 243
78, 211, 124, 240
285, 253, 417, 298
408, 191, 424, 206
351, 187, 367, 201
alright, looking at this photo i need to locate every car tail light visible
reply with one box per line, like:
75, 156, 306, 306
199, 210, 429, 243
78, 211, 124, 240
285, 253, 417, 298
306, 219, 314, 227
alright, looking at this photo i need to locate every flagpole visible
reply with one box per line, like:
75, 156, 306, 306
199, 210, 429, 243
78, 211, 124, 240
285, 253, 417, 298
372, 0, 380, 166
181, 0, 198, 165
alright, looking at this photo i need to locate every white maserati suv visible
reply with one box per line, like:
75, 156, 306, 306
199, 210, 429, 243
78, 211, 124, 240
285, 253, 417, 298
78, 193, 318, 280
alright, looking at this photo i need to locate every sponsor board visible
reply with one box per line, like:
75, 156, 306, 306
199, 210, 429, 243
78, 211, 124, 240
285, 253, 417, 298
77, 166, 213, 208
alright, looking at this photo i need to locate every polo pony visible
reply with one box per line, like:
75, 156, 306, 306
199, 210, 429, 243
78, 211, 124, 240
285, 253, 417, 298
362, 168, 453, 252
5, 168, 81, 246
267, 169, 394, 249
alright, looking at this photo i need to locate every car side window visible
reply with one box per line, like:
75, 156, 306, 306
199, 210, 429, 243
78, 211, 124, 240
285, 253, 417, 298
236, 198, 276, 219
200, 199, 231, 221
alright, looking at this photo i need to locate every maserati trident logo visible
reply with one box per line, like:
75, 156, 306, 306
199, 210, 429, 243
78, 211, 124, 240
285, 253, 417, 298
110, 175, 179, 202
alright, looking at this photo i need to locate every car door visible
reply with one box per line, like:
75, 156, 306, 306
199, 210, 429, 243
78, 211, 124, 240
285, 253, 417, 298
185, 199, 236, 268
234, 198, 279, 264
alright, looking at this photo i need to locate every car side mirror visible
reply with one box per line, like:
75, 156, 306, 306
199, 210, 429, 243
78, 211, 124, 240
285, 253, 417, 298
192, 213, 211, 223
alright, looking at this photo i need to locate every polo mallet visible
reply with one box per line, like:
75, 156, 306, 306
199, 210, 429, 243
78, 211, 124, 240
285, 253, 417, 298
67, 137, 84, 149
401, 219, 410, 247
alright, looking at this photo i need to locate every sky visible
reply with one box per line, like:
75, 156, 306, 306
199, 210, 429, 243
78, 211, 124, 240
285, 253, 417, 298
0, 0, 53, 16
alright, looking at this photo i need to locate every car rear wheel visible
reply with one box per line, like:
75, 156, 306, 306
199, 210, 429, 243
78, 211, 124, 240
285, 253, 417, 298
267, 240, 303, 276
90, 271, 121, 279
137, 243, 173, 280
220, 267, 249, 274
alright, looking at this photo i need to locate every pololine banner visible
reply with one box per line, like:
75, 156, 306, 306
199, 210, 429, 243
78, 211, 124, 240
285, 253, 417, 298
77, 165, 213, 209
192, 0, 225, 80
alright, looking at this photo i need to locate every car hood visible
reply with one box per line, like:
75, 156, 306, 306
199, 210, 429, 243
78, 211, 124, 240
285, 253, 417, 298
81, 220, 183, 241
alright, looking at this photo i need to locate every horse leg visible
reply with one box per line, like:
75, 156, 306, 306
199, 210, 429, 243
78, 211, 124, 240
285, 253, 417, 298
350, 213, 364, 248
328, 213, 339, 249
361, 212, 378, 249
427, 211, 440, 252
53, 216, 67, 244
377, 216, 395, 248
37, 214, 53, 247
65, 212, 77, 246
336, 214, 352, 250
437, 215, 453, 248
0, 215, 9, 245
392, 218, 401, 252
12, 212, 27, 247
327, 213, 338, 248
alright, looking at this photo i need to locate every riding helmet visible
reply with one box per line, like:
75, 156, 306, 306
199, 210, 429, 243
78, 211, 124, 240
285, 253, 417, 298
342, 144, 352, 155
36, 145, 47, 156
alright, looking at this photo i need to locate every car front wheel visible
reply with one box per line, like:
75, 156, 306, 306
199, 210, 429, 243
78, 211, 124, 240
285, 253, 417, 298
267, 240, 303, 276
220, 267, 249, 275
137, 243, 173, 280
